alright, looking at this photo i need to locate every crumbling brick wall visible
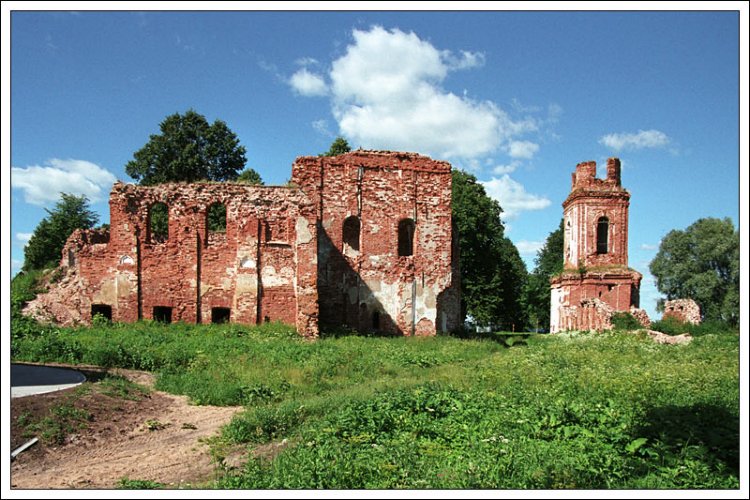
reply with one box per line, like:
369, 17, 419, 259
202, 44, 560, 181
292, 151, 460, 336
26, 150, 460, 338
550, 158, 645, 333
662, 298, 701, 325
27, 182, 320, 336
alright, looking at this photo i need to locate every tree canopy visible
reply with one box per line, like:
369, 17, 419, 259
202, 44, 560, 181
236, 167, 264, 185
451, 169, 528, 330
321, 137, 352, 157
23, 193, 99, 271
522, 219, 564, 331
125, 109, 247, 185
649, 217, 739, 325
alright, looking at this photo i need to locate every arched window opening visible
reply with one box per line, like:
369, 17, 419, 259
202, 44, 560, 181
343, 216, 360, 253
149, 202, 169, 243
596, 217, 609, 254
207, 203, 227, 233
398, 218, 415, 257
372, 310, 381, 330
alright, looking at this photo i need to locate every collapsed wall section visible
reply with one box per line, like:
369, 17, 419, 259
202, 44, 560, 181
27, 182, 319, 336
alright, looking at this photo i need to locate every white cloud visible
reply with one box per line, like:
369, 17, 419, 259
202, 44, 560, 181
640, 243, 658, 251
599, 129, 670, 151
11, 158, 117, 206
443, 49, 485, 70
515, 240, 544, 256
312, 26, 535, 161
480, 174, 551, 220
295, 57, 319, 67
289, 68, 328, 96
492, 160, 521, 175
16, 233, 32, 243
507, 140, 539, 159
312, 119, 332, 136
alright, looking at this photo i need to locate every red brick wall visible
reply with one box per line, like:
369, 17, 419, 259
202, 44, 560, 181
29, 151, 459, 338
293, 151, 460, 336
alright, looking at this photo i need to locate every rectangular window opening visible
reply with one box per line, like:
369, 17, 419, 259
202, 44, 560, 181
153, 306, 173, 324
211, 307, 231, 324
91, 304, 112, 321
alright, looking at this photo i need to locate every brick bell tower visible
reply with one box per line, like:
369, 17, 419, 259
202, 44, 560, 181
549, 158, 644, 333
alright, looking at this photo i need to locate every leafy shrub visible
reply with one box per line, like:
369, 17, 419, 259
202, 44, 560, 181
610, 312, 642, 331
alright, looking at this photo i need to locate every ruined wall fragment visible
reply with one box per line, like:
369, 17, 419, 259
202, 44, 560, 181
662, 298, 701, 325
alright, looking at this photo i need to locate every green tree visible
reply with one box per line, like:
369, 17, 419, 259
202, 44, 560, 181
23, 193, 99, 271
522, 219, 564, 331
125, 109, 247, 185
236, 167, 264, 185
452, 169, 528, 330
650, 217, 739, 325
321, 137, 351, 157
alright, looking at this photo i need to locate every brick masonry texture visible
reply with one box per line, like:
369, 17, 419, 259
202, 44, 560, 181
26, 151, 461, 338
662, 298, 701, 325
550, 158, 647, 333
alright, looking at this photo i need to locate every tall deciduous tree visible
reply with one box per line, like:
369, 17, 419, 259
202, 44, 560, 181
23, 193, 99, 271
126, 110, 247, 185
321, 137, 351, 157
452, 169, 528, 330
650, 217, 739, 325
522, 219, 564, 331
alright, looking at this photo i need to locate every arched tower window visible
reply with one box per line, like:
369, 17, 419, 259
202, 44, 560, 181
149, 202, 169, 243
342, 216, 360, 253
596, 216, 609, 254
207, 203, 227, 233
398, 218, 415, 257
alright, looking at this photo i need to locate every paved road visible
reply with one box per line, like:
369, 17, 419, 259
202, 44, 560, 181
11, 364, 86, 398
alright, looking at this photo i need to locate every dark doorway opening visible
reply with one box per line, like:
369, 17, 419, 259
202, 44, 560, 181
153, 306, 173, 323
211, 307, 231, 324
91, 304, 112, 321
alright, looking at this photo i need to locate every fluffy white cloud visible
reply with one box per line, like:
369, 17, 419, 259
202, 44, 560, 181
599, 129, 670, 151
507, 140, 539, 159
16, 233, 32, 243
515, 240, 544, 256
289, 68, 328, 96
492, 160, 521, 175
323, 26, 534, 161
11, 158, 117, 206
640, 243, 658, 251
480, 175, 551, 220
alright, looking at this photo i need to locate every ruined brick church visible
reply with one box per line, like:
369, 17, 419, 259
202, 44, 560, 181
29, 150, 646, 336
549, 158, 647, 333
28, 151, 461, 338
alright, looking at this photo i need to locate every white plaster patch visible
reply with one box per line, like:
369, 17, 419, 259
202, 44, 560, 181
240, 257, 256, 269
296, 217, 313, 244
235, 274, 258, 294
261, 265, 294, 287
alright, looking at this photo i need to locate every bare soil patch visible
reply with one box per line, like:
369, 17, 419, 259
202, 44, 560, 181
10, 364, 241, 489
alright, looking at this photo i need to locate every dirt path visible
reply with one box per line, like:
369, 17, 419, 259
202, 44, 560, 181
11, 367, 242, 489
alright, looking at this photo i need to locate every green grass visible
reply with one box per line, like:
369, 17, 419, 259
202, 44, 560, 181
11, 315, 739, 490
116, 477, 164, 489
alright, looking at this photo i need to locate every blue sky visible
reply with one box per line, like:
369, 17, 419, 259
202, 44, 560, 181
4, 5, 746, 322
